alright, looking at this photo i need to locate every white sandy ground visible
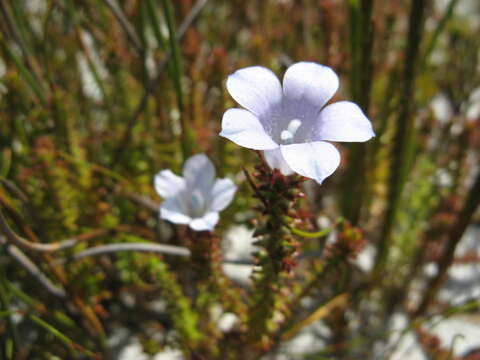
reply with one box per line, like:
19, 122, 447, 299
222, 225, 258, 285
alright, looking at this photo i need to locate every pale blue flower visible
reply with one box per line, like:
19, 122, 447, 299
220, 62, 375, 184
155, 154, 236, 231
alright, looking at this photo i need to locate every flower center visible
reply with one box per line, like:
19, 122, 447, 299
280, 119, 302, 144
189, 189, 206, 217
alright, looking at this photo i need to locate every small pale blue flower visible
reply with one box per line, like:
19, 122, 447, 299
154, 154, 237, 231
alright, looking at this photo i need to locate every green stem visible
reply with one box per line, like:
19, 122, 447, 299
160, 0, 191, 161
374, 0, 429, 272
341, 0, 375, 225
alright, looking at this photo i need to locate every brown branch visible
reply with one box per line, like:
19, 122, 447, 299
413, 170, 480, 317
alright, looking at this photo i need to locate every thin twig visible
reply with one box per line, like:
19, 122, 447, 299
422, 0, 460, 69
0, 178, 28, 203
413, 170, 480, 317
0, 205, 77, 252
1, 237, 66, 298
0, 177, 39, 225
58, 242, 268, 266
176, 0, 208, 38
102, 0, 143, 55
60, 242, 191, 264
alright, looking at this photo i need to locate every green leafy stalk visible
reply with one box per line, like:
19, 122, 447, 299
244, 165, 302, 352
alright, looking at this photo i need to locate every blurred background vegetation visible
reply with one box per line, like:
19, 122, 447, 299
0, 0, 479, 359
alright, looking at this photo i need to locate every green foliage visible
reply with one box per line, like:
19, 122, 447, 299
0, 0, 479, 359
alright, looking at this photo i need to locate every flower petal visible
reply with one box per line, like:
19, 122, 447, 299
263, 147, 295, 175
154, 170, 185, 198
280, 141, 341, 184
209, 178, 237, 212
220, 109, 278, 150
226, 66, 282, 118
189, 212, 220, 231
315, 101, 375, 142
282, 62, 339, 120
183, 154, 216, 196
160, 197, 191, 224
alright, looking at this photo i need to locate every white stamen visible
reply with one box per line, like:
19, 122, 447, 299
280, 119, 302, 143
280, 130, 294, 142
287, 119, 302, 135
